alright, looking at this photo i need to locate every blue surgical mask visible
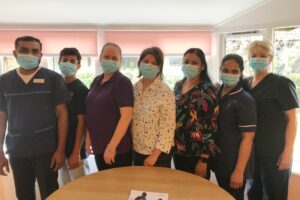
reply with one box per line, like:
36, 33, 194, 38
182, 64, 200, 79
59, 62, 77, 77
249, 58, 269, 73
101, 60, 119, 73
16, 54, 39, 70
140, 63, 159, 79
220, 73, 240, 86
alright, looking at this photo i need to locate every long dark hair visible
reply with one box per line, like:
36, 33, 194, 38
183, 48, 212, 83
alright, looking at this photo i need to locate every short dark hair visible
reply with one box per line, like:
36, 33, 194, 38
59, 47, 82, 64
137, 47, 164, 79
221, 54, 244, 81
100, 42, 122, 61
15, 36, 42, 50
183, 48, 212, 83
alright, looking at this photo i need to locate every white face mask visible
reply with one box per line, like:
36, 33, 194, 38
249, 57, 269, 73
181, 64, 200, 79
101, 60, 119, 73
59, 62, 77, 77
220, 73, 240, 86
16, 54, 40, 70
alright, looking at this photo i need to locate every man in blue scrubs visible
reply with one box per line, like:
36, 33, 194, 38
0, 36, 70, 200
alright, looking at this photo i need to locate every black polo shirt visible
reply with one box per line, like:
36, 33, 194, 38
65, 79, 88, 160
0, 67, 70, 157
242, 73, 298, 157
214, 84, 257, 178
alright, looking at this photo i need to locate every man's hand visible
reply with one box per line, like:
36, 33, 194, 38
51, 150, 65, 171
277, 150, 293, 170
67, 153, 80, 170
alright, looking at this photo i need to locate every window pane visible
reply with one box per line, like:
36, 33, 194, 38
273, 26, 300, 173
164, 55, 184, 89
41, 56, 55, 70
2, 56, 18, 73
0, 57, 2, 75
76, 57, 97, 88
120, 56, 140, 84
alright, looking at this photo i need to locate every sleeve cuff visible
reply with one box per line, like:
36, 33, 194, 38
238, 124, 256, 132
155, 142, 173, 154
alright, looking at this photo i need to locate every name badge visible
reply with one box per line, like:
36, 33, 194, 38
33, 79, 45, 84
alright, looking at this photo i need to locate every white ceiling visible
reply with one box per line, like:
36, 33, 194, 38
0, 0, 268, 28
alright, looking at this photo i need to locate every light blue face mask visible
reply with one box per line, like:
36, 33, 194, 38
181, 64, 200, 79
140, 63, 159, 79
101, 60, 119, 73
220, 73, 240, 86
16, 54, 39, 70
59, 62, 77, 77
249, 58, 269, 73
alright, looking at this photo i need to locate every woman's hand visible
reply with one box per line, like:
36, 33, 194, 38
144, 149, 161, 167
195, 160, 207, 178
230, 169, 244, 189
85, 131, 93, 155
144, 154, 159, 167
104, 145, 116, 165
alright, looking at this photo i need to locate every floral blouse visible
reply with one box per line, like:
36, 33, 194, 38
174, 79, 219, 157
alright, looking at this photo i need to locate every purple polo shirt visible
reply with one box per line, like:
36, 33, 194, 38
86, 71, 134, 154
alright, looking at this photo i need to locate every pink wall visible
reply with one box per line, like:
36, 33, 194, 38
105, 31, 212, 55
0, 31, 98, 55
0, 30, 212, 56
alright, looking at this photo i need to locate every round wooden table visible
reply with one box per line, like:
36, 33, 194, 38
47, 166, 234, 200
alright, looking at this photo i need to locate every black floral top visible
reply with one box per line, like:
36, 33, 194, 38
174, 79, 219, 157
